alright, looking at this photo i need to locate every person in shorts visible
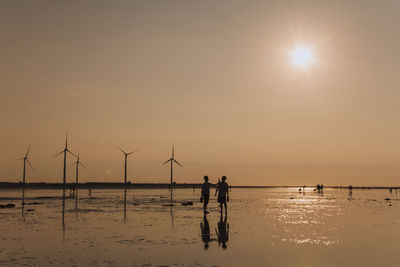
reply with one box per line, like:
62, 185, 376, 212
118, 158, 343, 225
215, 176, 229, 213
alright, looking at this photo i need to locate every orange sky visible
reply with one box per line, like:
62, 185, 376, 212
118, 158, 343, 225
1, 1, 400, 186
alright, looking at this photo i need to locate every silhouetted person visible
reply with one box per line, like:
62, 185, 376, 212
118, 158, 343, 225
215, 212, 229, 249
200, 176, 217, 213
200, 213, 216, 250
316, 184, 324, 194
348, 185, 353, 198
215, 176, 229, 213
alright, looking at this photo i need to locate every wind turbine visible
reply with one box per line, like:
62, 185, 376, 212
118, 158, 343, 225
18, 146, 33, 184
54, 133, 77, 185
117, 146, 139, 185
163, 145, 182, 185
72, 152, 87, 185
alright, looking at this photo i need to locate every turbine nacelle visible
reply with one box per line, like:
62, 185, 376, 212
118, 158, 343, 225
53, 133, 77, 159
73, 152, 87, 169
117, 146, 139, 157
117, 145, 139, 184
163, 145, 183, 184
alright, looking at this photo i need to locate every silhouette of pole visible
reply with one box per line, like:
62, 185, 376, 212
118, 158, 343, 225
18, 146, 33, 184
75, 159, 79, 184
73, 152, 86, 185
170, 158, 173, 185
117, 146, 139, 185
124, 154, 127, 185
23, 159, 26, 184
63, 149, 67, 184
163, 145, 182, 185
54, 133, 77, 186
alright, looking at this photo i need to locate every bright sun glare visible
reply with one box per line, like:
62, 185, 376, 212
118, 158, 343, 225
291, 47, 312, 67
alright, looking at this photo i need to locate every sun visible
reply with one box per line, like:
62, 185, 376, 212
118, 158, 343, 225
291, 47, 313, 67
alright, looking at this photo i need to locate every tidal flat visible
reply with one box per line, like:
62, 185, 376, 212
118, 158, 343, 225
0, 188, 399, 266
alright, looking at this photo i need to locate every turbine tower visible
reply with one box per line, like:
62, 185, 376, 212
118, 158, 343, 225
54, 133, 77, 185
18, 146, 33, 184
73, 152, 87, 184
163, 145, 182, 185
117, 146, 139, 185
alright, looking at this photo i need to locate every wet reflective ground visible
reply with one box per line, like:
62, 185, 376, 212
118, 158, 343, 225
1, 188, 400, 266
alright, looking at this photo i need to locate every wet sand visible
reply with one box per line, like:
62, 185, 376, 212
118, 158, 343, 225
0, 188, 400, 266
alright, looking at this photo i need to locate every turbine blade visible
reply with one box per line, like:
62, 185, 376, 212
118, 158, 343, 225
17, 157, 24, 160
66, 149, 78, 158
53, 150, 64, 158
172, 145, 175, 158
25, 145, 31, 157
127, 149, 140, 156
116, 146, 127, 155
163, 158, 173, 165
26, 159, 34, 169
79, 162, 88, 169
173, 159, 183, 167
65, 131, 68, 149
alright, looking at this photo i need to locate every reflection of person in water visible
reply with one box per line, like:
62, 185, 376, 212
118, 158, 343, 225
200, 213, 216, 250
215, 212, 229, 249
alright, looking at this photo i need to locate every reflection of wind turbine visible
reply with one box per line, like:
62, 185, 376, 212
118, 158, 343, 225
170, 189, 174, 228
62, 189, 66, 241
124, 188, 127, 221
72, 152, 87, 185
21, 189, 25, 222
117, 146, 139, 185
163, 145, 182, 185
53, 133, 77, 185
18, 146, 33, 184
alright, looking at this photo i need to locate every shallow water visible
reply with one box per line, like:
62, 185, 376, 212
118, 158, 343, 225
0, 188, 400, 266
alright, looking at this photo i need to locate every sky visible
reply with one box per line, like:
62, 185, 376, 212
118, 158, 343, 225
1, 0, 400, 186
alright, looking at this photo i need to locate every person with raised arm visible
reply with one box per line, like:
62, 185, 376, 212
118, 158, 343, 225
200, 176, 218, 213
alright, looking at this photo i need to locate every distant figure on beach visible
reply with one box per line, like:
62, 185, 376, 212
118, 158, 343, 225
200, 213, 216, 250
215, 212, 229, 249
348, 185, 353, 198
215, 176, 229, 213
316, 184, 324, 194
299, 185, 306, 193
200, 176, 217, 213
